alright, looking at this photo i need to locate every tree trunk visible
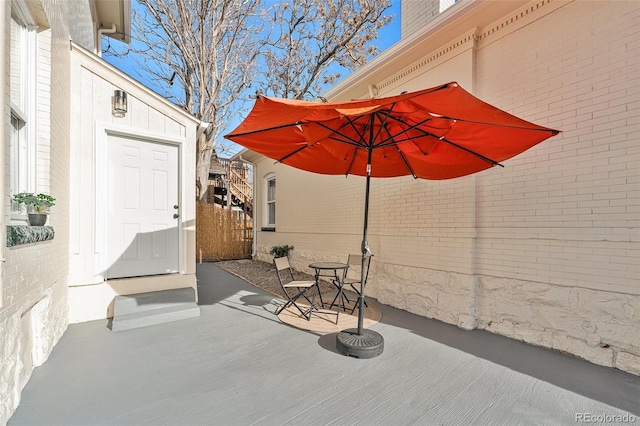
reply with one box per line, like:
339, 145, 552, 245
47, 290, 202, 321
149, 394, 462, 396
196, 133, 214, 201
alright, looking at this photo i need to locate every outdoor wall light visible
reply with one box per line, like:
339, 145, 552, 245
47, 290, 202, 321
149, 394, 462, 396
113, 89, 128, 118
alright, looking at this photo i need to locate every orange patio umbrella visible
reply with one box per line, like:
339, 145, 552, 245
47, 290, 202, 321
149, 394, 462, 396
225, 82, 560, 358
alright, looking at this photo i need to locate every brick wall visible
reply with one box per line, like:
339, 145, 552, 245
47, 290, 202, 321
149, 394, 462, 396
401, 0, 440, 39
1, 0, 72, 423
470, 0, 639, 373
252, 0, 640, 375
401, 0, 458, 39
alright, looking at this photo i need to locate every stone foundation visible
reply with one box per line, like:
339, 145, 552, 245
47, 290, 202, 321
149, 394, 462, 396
352, 260, 640, 376
0, 280, 68, 425
476, 276, 640, 373
374, 262, 478, 330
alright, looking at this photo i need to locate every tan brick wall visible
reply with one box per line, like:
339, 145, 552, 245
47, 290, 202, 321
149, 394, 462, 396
252, 0, 640, 374
470, 0, 640, 373
401, 0, 440, 38
474, 0, 638, 294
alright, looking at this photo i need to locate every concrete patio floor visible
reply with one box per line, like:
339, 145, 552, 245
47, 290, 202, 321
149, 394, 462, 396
9, 263, 639, 425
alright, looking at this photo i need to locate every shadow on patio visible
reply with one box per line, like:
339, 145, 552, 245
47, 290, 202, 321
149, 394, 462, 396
9, 263, 639, 425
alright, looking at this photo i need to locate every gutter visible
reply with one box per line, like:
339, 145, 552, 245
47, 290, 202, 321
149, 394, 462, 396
196, 122, 210, 139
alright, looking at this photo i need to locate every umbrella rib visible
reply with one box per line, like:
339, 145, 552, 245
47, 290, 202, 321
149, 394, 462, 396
371, 106, 397, 146
440, 136, 505, 167
388, 116, 504, 167
380, 124, 433, 155
226, 121, 303, 138
375, 115, 421, 177
315, 121, 364, 147
395, 147, 417, 178
345, 147, 359, 176
345, 115, 370, 147
277, 144, 310, 163
429, 116, 561, 134
327, 135, 363, 147
374, 116, 435, 148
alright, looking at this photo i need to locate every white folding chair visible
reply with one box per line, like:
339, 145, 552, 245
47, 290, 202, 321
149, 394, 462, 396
343, 254, 372, 314
273, 256, 320, 321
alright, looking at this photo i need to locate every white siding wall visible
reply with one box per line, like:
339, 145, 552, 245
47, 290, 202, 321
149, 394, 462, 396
253, 0, 640, 375
67, 46, 199, 323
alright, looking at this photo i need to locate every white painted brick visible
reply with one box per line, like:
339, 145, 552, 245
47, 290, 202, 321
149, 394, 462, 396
2, 6, 72, 424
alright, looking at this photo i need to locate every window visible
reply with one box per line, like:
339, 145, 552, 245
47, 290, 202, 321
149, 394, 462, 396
263, 174, 276, 230
10, 0, 37, 216
10, 113, 29, 213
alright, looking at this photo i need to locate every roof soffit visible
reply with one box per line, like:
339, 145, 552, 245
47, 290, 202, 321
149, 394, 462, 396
93, 0, 131, 43
231, 149, 262, 164
26, 0, 50, 31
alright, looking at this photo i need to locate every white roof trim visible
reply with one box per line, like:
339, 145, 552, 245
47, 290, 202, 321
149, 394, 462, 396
71, 40, 207, 126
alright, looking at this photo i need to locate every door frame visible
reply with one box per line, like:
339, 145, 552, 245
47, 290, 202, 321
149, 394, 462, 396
95, 123, 185, 281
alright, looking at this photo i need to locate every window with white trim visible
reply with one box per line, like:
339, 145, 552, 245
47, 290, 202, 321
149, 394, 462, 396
263, 174, 276, 230
10, 0, 37, 217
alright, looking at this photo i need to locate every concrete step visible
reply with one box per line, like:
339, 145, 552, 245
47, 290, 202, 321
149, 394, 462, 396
112, 287, 200, 331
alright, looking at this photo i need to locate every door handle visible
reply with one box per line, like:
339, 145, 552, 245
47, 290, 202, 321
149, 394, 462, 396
173, 213, 179, 219
174, 205, 179, 209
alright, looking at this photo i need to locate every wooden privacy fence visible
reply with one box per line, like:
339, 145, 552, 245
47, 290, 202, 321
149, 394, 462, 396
196, 202, 253, 261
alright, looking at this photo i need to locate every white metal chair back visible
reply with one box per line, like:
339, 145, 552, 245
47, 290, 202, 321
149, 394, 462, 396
273, 256, 319, 321
344, 254, 372, 313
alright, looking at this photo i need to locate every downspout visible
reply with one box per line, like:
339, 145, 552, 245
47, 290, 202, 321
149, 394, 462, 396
96, 24, 116, 57
0, 1, 6, 267
467, 32, 479, 331
238, 153, 257, 258
196, 122, 210, 139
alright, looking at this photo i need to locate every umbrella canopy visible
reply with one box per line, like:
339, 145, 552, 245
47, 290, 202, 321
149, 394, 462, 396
226, 82, 559, 180
225, 82, 560, 357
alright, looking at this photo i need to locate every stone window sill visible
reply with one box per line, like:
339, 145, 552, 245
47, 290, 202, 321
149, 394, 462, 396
6, 225, 55, 247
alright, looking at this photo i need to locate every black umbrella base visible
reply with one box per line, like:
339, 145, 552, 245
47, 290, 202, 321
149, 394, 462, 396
336, 328, 384, 359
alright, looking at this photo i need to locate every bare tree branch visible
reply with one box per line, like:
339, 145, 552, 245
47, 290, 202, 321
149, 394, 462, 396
105, 0, 393, 200
259, 0, 393, 100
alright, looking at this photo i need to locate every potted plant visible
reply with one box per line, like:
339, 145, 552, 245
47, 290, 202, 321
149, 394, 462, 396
12, 193, 56, 226
270, 244, 294, 258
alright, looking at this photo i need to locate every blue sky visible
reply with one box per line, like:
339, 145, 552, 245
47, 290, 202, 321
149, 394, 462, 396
377, 1, 402, 52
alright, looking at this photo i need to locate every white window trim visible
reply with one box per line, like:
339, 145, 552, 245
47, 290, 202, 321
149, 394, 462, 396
10, 0, 38, 222
263, 173, 276, 229
12, 0, 37, 27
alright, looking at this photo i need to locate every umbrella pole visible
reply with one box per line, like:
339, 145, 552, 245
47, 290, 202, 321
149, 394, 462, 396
357, 155, 372, 335
335, 149, 384, 358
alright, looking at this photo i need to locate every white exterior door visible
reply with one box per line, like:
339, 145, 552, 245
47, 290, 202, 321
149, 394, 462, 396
106, 135, 180, 279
